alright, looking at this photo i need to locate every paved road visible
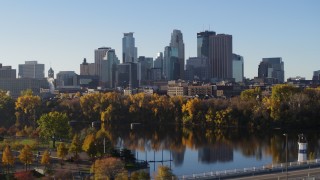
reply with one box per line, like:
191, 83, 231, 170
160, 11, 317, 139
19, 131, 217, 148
233, 167, 320, 180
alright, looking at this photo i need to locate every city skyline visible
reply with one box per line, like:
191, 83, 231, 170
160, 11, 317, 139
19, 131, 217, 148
0, 0, 319, 79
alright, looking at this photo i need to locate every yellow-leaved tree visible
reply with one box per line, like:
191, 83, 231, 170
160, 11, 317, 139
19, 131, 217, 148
41, 150, 50, 169
19, 145, 33, 171
2, 145, 15, 173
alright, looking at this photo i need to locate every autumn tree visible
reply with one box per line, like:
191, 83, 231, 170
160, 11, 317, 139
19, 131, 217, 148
155, 165, 176, 180
91, 157, 127, 180
2, 145, 15, 173
170, 96, 186, 123
82, 133, 97, 158
69, 134, 82, 159
240, 87, 261, 101
19, 145, 33, 171
182, 98, 206, 124
40, 150, 50, 169
269, 84, 300, 122
130, 171, 150, 180
57, 143, 68, 161
150, 94, 174, 123
80, 93, 103, 122
58, 98, 83, 122
15, 90, 41, 127
99, 92, 125, 123
37, 111, 70, 148
95, 129, 113, 156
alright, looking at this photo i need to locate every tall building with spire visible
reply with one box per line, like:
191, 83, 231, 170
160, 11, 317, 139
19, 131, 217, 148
169, 30, 185, 80
48, 67, 54, 79
122, 32, 138, 63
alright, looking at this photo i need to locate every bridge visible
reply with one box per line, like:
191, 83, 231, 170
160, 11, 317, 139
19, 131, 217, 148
178, 159, 320, 179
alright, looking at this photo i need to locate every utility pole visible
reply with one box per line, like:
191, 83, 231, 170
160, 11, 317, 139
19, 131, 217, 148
103, 137, 105, 154
283, 133, 288, 180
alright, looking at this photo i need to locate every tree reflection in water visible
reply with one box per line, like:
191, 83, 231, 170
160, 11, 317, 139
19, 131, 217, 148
99, 123, 320, 174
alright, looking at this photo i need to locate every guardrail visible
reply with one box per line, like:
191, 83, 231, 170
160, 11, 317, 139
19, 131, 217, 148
179, 159, 320, 179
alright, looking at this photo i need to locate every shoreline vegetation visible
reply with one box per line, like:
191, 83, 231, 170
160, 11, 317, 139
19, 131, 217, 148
1, 84, 320, 178
0, 84, 320, 132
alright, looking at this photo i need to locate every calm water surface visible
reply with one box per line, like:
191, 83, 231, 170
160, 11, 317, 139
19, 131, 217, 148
105, 124, 320, 176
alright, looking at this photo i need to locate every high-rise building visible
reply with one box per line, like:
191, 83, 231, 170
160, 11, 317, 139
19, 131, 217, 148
80, 58, 95, 76
101, 49, 120, 88
116, 63, 138, 89
232, 54, 244, 82
170, 30, 185, 80
185, 57, 209, 81
138, 56, 153, 85
197, 31, 216, 58
258, 57, 284, 83
94, 47, 120, 88
154, 52, 163, 78
150, 68, 162, 81
94, 47, 111, 77
56, 71, 79, 89
208, 34, 233, 81
163, 46, 179, 80
122, 32, 138, 63
312, 70, 320, 80
0, 78, 50, 98
18, 61, 44, 79
0, 63, 16, 79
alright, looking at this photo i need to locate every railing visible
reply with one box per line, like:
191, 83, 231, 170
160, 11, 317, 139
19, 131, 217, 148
179, 159, 320, 179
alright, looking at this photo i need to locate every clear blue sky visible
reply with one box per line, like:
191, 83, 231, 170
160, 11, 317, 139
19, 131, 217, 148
1, 0, 319, 79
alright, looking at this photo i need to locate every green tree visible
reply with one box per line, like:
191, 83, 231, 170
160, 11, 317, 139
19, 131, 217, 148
19, 145, 33, 171
2, 145, 15, 173
37, 111, 71, 148
155, 165, 176, 180
69, 134, 82, 158
0, 90, 15, 128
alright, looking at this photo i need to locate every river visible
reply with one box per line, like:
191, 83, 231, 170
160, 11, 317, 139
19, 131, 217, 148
104, 124, 320, 177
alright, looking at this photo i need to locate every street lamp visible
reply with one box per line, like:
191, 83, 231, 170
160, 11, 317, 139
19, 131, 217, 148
283, 133, 288, 180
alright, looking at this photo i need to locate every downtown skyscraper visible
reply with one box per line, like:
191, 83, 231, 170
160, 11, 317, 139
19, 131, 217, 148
258, 57, 284, 83
197, 31, 216, 58
162, 30, 185, 81
169, 29, 185, 80
94, 47, 120, 88
208, 34, 233, 81
122, 32, 138, 63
